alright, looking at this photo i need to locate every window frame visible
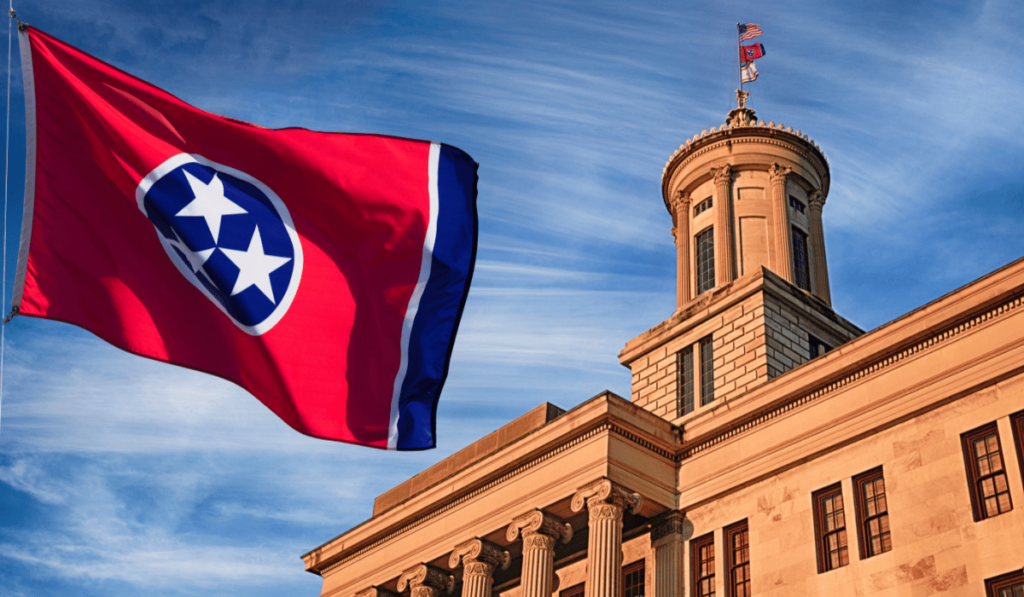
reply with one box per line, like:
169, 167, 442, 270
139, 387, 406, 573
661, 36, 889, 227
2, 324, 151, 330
691, 532, 716, 597
853, 467, 892, 559
724, 520, 750, 597
694, 197, 713, 217
808, 334, 831, 359
812, 483, 849, 573
985, 569, 1024, 597
1011, 410, 1024, 494
677, 346, 695, 417
699, 335, 715, 406
791, 226, 810, 291
695, 226, 715, 295
789, 195, 806, 214
961, 422, 1013, 521
622, 560, 645, 597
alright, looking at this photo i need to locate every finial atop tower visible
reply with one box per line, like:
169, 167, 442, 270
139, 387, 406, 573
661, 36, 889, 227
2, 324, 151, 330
727, 90, 756, 128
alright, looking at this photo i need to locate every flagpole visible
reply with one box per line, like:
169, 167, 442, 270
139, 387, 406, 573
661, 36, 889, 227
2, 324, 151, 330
736, 23, 743, 100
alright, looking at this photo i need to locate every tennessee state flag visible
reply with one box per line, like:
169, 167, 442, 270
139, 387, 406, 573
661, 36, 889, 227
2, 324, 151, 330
740, 43, 766, 64
14, 26, 478, 450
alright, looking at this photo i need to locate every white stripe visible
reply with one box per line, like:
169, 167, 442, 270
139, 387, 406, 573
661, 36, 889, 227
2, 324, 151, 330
11, 27, 36, 310
386, 142, 440, 450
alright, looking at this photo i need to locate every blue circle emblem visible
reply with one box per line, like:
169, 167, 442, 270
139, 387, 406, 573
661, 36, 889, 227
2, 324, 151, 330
135, 154, 303, 335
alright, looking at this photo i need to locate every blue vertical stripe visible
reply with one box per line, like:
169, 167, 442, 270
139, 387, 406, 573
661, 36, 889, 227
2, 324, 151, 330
395, 145, 478, 450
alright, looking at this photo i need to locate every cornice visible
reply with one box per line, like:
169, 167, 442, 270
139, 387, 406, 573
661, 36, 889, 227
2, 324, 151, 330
678, 282, 1024, 460
660, 125, 830, 212
308, 406, 677, 577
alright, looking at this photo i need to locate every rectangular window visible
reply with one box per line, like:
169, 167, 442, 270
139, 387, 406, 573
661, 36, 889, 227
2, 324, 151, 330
725, 520, 750, 597
623, 561, 645, 597
677, 346, 695, 416
962, 423, 1012, 521
699, 336, 715, 406
691, 533, 716, 597
789, 196, 806, 213
559, 584, 584, 597
813, 483, 849, 572
792, 226, 810, 291
808, 335, 831, 359
853, 467, 892, 558
1011, 411, 1024, 494
695, 227, 715, 295
694, 197, 713, 216
986, 570, 1024, 597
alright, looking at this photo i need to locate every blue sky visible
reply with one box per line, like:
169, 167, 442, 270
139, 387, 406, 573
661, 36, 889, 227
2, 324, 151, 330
0, 1, 1022, 595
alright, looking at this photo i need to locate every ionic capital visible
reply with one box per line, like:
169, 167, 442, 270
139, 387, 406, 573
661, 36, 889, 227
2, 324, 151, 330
570, 478, 642, 516
650, 510, 686, 542
506, 509, 573, 544
711, 165, 732, 186
356, 587, 401, 597
449, 538, 511, 572
397, 564, 455, 597
808, 189, 826, 211
769, 163, 791, 185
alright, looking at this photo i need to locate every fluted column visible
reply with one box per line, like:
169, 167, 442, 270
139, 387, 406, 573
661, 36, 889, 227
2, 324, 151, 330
450, 538, 510, 597
711, 165, 735, 287
650, 511, 685, 597
571, 479, 643, 597
397, 564, 454, 597
807, 190, 831, 305
507, 510, 573, 597
769, 163, 793, 281
671, 191, 692, 308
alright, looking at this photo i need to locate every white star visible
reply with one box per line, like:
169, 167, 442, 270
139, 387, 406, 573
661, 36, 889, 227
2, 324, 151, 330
166, 232, 215, 275
220, 226, 291, 303
176, 171, 247, 243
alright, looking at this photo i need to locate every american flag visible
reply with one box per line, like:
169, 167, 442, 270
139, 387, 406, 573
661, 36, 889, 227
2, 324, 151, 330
738, 23, 763, 42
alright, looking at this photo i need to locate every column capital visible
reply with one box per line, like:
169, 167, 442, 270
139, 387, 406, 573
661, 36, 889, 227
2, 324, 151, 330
808, 189, 826, 210
449, 537, 511, 571
711, 164, 732, 186
769, 162, 791, 184
357, 587, 401, 597
670, 190, 691, 212
507, 509, 573, 543
570, 478, 642, 515
650, 510, 686, 542
397, 564, 455, 597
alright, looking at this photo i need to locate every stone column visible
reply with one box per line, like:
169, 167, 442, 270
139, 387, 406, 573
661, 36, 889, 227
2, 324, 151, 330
650, 511, 685, 597
711, 165, 735, 287
769, 163, 793, 281
671, 191, 692, 308
450, 538, 511, 597
397, 564, 454, 597
507, 510, 573, 597
571, 479, 643, 597
807, 190, 832, 305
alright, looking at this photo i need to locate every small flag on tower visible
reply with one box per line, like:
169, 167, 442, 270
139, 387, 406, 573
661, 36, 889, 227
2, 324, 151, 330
738, 23, 763, 42
741, 61, 758, 83
740, 43, 766, 63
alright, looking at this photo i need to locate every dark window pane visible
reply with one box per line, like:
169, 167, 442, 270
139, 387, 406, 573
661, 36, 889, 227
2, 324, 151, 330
792, 226, 810, 291
699, 336, 715, 406
696, 227, 715, 295
678, 347, 694, 416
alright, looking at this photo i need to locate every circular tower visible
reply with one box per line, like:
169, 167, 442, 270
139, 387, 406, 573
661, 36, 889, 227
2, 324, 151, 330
662, 93, 832, 309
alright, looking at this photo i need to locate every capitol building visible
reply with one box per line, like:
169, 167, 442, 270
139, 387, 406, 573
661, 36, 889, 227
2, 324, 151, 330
300, 96, 1024, 597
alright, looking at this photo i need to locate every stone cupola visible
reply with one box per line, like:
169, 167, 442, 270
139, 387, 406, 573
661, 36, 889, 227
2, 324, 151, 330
620, 94, 861, 425
662, 91, 833, 309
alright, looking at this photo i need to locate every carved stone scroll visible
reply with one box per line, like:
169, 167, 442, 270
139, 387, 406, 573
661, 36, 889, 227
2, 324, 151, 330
506, 510, 572, 597
397, 564, 454, 597
449, 538, 510, 597
571, 479, 643, 597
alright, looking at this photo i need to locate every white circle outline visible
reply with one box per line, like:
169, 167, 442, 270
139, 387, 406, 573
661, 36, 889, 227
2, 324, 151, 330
135, 153, 304, 336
